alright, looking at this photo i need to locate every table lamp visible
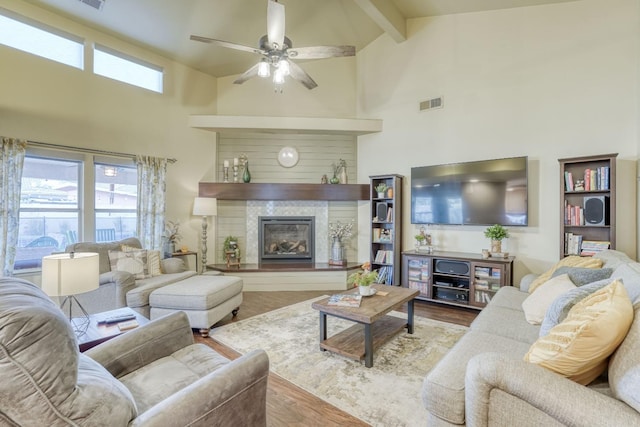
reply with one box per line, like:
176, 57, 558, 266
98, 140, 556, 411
42, 252, 99, 336
193, 197, 217, 274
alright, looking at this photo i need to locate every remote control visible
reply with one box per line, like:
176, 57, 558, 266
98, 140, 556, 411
98, 313, 136, 324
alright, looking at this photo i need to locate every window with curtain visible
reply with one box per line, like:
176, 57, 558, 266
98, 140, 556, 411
15, 156, 81, 271
94, 161, 138, 242
14, 151, 139, 272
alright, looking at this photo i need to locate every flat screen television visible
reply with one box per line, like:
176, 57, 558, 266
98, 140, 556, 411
411, 156, 528, 226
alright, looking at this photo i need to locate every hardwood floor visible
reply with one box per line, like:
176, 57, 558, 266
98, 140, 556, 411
194, 291, 478, 427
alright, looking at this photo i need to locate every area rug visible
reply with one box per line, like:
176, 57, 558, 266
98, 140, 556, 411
210, 296, 468, 426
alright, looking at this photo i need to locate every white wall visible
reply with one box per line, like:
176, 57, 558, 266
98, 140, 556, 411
0, 0, 219, 273
356, 0, 639, 282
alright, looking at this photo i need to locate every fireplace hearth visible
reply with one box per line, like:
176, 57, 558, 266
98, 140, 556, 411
259, 216, 315, 263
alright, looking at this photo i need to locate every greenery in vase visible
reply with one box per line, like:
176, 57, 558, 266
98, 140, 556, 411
329, 220, 355, 239
162, 220, 181, 244
484, 224, 509, 241
347, 262, 378, 287
375, 183, 388, 193
414, 234, 426, 243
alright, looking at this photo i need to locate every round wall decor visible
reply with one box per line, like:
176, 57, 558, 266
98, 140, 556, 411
277, 146, 299, 168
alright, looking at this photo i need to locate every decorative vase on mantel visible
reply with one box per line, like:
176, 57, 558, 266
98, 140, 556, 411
329, 237, 345, 265
491, 240, 502, 254
242, 161, 251, 183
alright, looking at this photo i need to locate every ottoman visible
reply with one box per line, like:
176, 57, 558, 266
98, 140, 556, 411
149, 275, 243, 337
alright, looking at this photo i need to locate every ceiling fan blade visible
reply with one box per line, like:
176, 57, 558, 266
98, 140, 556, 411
190, 35, 265, 55
287, 60, 318, 90
267, 0, 285, 49
233, 63, 261, 85
288, 45, 356, 60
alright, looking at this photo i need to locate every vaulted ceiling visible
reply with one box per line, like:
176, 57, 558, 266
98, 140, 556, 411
26, 0, 580, 78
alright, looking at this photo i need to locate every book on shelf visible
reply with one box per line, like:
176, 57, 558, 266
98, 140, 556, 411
385, 207, 393, 222
374, 250, 394, 264
327, 294, 362, 307
580, 240, 610, 256
376, 265, 394, 284
581, 167, 610, 191
564, 200, 584, 226
564, 232, 583, 255
564, 171, 574, 191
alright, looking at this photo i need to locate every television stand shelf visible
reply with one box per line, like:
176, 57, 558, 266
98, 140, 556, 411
401, 250, 514, 310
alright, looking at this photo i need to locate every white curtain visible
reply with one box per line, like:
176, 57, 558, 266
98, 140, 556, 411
0, 137, 27, 276
136, 155, 167, 251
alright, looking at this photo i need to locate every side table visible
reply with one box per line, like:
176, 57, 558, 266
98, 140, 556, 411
172, 250, 198, 271
73, 307, 149, 352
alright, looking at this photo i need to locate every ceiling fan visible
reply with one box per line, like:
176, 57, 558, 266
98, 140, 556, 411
190, 0, 355, 90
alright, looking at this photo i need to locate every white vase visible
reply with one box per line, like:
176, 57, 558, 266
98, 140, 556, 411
331, 237, 344, 263
359, 285, 373, 296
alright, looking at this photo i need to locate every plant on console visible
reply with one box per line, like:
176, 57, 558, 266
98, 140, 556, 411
484, 224, 509, 253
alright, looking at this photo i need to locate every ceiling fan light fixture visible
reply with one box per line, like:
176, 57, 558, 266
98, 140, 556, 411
258, 60, 270, 78
276, 59, 290, 76
273, 68, 286, 84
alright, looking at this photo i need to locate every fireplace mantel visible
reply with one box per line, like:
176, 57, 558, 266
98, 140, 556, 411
198, 183, 369, 201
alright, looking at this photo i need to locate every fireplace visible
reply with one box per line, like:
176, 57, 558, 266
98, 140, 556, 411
259, 216, 315, 263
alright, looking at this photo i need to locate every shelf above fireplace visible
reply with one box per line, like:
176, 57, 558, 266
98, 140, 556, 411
198, 183, 369, 201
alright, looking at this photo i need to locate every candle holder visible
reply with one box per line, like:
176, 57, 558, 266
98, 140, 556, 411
233, 165, 239, 183
223, 167, 229, 183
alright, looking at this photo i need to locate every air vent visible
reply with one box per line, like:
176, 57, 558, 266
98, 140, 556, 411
78, 0, 105, 10
420, 97, 443, 111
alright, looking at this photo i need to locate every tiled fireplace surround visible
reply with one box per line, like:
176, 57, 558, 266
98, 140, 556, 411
246, 201, 329, 264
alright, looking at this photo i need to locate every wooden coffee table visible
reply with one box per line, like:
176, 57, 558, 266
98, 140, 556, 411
311, 285, 420, 368
73, 307, 149, 352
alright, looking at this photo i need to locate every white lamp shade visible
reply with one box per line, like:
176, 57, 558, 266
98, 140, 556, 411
41, 253, 100, 297
193, 197, 217, 216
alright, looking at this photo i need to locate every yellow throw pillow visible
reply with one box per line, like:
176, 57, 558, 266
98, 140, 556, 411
529, 256, 603, 294
524, 279, 633, 385
521, 274, 576, 325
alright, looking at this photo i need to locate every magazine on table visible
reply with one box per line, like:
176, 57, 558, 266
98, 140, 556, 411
327, 294, 362, 307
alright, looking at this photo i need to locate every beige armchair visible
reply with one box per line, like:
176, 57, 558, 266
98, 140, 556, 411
0, 277, 269, 426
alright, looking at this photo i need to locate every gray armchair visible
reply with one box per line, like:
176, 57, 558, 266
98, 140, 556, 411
0, 277, 269, 426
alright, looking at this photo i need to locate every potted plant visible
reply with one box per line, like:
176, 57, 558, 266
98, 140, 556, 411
375, 183, 388, 198
484, 224, 509, 253
347, 262, 379, 296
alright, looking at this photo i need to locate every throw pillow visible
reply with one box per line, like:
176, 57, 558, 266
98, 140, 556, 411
551, 266, 613, 286
524, 279, 633, 385
108, 250, 149, 279
122, 244, 162, 276
528, 256, 603, 294
539, 277, 613, 337
522, 274, 576, 325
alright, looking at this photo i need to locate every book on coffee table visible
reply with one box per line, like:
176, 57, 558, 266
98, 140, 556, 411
327, 294, 362, 307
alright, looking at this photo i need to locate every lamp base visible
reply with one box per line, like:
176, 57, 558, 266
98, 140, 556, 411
60, 295, 91, 337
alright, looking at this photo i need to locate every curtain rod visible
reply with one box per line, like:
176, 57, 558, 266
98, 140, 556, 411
26, 140, 177, 163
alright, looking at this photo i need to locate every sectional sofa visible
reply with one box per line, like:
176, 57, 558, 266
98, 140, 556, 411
65, 237, 196, 317
422, 249, 640, 426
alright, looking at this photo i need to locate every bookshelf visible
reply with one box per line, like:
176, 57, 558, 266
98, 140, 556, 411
370, 174, 403, 286
559, 153, 617, 259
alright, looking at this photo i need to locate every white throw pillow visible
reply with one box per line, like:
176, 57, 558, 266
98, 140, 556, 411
122, 245, 162, 276
522, 274, 576, 325
108, 250, 149, 279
